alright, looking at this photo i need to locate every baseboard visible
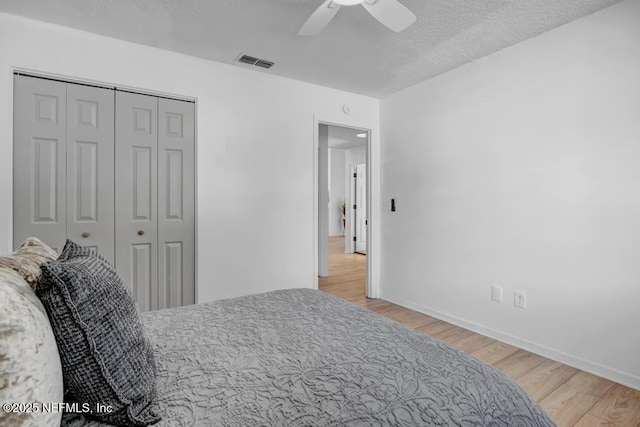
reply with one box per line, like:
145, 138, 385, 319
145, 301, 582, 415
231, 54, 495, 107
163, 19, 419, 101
380, 292, 640, 391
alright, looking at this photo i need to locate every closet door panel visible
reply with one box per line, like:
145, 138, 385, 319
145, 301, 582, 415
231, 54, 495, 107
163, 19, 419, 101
66, 84, 115, 264
158, 98, 195, 308
116, 91, 158, 312
13, 76, 67, 252
131, 243, 153, 311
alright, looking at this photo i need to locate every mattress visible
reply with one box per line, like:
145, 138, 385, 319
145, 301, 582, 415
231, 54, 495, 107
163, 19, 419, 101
62, 288, 555, 426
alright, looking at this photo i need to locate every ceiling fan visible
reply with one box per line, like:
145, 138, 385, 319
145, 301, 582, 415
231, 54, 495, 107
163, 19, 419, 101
298, 0, 416, 36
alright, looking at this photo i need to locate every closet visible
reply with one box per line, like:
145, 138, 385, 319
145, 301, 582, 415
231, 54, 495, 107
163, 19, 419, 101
13, 74, 195, 311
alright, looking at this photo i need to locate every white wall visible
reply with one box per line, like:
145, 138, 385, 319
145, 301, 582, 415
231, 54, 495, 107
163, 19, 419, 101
345, 145, 366, 169
380, 0, 640, 389
329, 148, 346, 237
0, 13, 379, 303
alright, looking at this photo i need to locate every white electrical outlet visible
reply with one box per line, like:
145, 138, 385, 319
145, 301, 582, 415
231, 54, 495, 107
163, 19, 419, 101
514, 291, 527, 309
491, 285, 503, 303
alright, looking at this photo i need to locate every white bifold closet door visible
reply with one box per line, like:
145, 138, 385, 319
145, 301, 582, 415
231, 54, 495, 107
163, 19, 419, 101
157, 97, 196, 310
13, 75, 115, 262
115, 92, 159, 312
13, 75, 195, 311
67, 84, 115, 263
115, 91, 195, 311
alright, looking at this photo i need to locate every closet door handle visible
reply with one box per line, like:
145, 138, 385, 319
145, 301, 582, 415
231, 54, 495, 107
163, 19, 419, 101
137, 230, 145, 236
81, 232, 90, 238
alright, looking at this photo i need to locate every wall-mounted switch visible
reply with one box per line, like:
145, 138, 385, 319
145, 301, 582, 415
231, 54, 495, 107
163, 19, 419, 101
491, 285, 503, 303
391, 199, 396, 212
514, 291, 527, 309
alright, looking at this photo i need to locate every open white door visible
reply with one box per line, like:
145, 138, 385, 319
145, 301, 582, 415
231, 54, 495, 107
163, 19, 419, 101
355, 163, 367, 253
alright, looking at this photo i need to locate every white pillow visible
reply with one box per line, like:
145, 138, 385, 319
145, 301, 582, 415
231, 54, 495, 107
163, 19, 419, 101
0, 237, 59, 290
0, 240, 63, 427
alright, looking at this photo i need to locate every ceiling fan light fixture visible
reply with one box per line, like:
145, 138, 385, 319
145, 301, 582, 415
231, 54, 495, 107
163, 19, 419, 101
333, 0, 365, 6
299, 0, 414, 36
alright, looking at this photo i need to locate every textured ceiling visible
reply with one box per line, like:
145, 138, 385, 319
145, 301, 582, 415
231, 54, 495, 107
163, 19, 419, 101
0, 0, 622, 98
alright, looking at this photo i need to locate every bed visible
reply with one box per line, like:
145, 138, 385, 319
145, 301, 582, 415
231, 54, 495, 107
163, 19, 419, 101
2, 239, 554, 426
60, 288, 555, 426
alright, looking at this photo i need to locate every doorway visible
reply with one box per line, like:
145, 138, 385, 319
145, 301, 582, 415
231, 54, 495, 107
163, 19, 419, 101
317, 123, 369, 298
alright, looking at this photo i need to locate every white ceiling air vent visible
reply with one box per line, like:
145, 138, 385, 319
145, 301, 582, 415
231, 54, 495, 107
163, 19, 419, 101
255, 59, 274, 69
237, 54, 275, 69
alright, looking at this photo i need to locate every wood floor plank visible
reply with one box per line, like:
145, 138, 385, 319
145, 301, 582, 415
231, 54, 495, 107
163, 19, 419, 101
574, 413, 618, 426
374, 307, 436, 329
492, 349, 548, 380
516, 359, 579, 402
449, 333, 496, 353
471, 341, 520, 365
396, 313, 437, 329
417, 320, 457, 336
318, 236, 639, 427
588, 384, 640, 427
540, 384, 601, 427
567, 372, 616, 399
362, 300, 392, 310
431, 325, 475, 345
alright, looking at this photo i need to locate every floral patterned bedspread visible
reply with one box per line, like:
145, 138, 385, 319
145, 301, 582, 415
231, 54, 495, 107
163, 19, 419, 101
63, 288, 555, 426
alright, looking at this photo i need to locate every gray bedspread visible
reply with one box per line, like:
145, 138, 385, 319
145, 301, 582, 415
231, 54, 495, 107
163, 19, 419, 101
62, 289, 555, 426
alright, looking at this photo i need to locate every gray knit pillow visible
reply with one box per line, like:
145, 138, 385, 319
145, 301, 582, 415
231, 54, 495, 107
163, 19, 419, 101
37, 240, 159, 426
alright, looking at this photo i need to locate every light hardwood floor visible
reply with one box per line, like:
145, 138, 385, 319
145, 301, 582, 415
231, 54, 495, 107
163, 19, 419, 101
319, 236, 640, 427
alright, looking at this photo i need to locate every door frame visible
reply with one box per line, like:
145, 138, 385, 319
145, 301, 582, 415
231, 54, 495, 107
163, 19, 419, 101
313, 117, 376, 298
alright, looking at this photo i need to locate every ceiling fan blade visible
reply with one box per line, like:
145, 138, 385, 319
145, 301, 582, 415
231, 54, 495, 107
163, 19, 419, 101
361, 0, 416, 32
298, 0, 341, 36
